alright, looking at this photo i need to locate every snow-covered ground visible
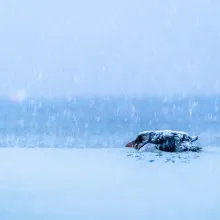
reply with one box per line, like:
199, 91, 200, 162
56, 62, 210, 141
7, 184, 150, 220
0, 147, 220, 220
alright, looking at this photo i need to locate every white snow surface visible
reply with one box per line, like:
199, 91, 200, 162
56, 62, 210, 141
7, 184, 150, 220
0, 147, 220, 220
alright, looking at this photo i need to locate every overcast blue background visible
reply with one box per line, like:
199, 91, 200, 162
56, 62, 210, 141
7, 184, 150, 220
0, 0, 220, 98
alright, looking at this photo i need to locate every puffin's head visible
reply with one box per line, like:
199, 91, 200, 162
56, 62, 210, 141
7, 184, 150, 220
126, 132, 150, 150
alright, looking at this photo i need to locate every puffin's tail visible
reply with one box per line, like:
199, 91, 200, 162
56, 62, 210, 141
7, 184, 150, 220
191, 136, 198, 142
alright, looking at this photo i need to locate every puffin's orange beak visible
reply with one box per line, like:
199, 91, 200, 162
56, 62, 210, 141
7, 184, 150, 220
126, 140, 135, 148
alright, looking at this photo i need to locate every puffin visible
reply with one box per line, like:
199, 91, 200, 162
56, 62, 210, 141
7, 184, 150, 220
126, 130, 201, 152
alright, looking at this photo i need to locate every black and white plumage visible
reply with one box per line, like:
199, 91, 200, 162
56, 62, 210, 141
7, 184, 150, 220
126, 130, 201, 152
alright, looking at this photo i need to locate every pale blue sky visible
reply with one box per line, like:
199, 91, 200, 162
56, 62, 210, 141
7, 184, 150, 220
0, 0, 220, 98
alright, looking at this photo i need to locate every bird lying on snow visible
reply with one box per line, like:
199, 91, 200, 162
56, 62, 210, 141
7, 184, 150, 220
126, 130, 201, 152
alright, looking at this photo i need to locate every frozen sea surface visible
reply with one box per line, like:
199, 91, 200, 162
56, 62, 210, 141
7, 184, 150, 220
0, 147, 220, 220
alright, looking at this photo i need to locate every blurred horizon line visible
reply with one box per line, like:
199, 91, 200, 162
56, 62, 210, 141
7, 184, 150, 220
0, 93, 220, 102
